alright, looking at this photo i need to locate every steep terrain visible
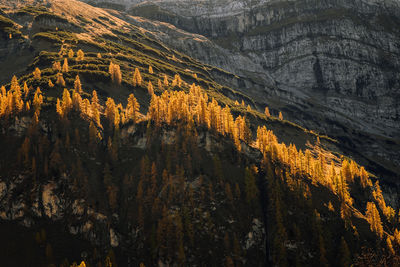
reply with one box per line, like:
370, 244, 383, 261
0, 0, 400, 266
84, 0, 400, 184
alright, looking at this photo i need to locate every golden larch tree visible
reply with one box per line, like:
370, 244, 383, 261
74, 75, 82, 93
265, 106, 270, 117
33, 67, 41, 80
68, 49, 74, 58
133, 68, 142, 87
76, 49, 85, 61
147, 81, 154, 95
62, 58, 69, 73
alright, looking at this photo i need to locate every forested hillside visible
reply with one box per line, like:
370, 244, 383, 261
0, 1, 399, 266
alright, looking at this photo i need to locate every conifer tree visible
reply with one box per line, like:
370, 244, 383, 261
62, 58, 69, 72
74, 75, 82, 93
33, 87, 43, 113
53, 61, 61, 71
68, 49, 74, 58
148, 65, 153, 74
265, 106, 270, 117
91, 90, 100, 126
163, 74, 169, 87
23, 82, 29, 98
366, 202, 383, 238
133, 68, 142, 87
56, 73, 66, 87
157, 79, 162, 90
33, 67, 41, 80
105, 98, 117, 127
48, 79, 54, 88
76, 49, 84, 61
172, 74, 182, 88
147, 81, 154, 95
279, 111, 283, 120
126, 94, 140, 124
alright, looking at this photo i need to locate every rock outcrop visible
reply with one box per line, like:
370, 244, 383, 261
84, 0, 400, 181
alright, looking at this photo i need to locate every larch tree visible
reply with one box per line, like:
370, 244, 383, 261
68, 49, 74, 58
76, 49, 85, 61
33, 67, 41, 80
163, 74, 169, 87
23, 82, 29, 98
148, 65, 154, 74
109, 62, 122, 84
48, 79, 54, 88
91, 90, 101, 126
126, 93, 140, 123
265, 106, 271, 117
366, 202, 383, 238
62, 58, 69, 73
133, 68, 142, 87
105, 97, 117, 127
147, 81, 154, 95
74, 75, 82, 93
53, 61, 61, 71
56, 73, 66, 87
279, 111, 283, 120
172, 74, 182, 88
33, 87, 43, 113
157, 79, 162, 91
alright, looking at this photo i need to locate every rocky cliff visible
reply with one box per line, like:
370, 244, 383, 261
83, 0, 400, 182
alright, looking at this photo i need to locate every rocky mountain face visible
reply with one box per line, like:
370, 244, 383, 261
84, 0, 400, 187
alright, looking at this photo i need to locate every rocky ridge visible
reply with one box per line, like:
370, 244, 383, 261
84, 0, 400, 181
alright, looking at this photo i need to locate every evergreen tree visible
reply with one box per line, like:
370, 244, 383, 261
33, 67, 41, 80
74, 75, 82, 93
68, 49, 74, 58
76, 49, 85, 61
133, 68, 142, 87
62, 58, 69, 73
147, 81, 154, 95
265, 106, 270, 117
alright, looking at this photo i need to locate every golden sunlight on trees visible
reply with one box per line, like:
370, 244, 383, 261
53, 61, 61, 72
68, 48, 74, 58
74, 75, 82, 93
62, 58, 69, 73
172, 74, 182, 88
126, 94, 140, 124
33, 67, 41, 80
76, 49, 85, 61
48, 79, 54, 88
265, 106, 270, 117
133, 67, 142, 87
147, 81, 154, 96
163, 74, 169, 87
366, 202, 383, 238
56, 73, 66, 87
109, 62, 122, 85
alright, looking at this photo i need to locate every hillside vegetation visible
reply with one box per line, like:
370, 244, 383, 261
0, 1, 399, 266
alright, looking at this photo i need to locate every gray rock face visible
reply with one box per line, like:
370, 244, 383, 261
83, 0, 400, 180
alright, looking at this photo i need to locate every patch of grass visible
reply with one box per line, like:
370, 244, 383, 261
33, 30, 79, 44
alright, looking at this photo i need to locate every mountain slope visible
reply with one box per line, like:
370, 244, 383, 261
82, 0, 400, 184
0, 0, 400, 266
